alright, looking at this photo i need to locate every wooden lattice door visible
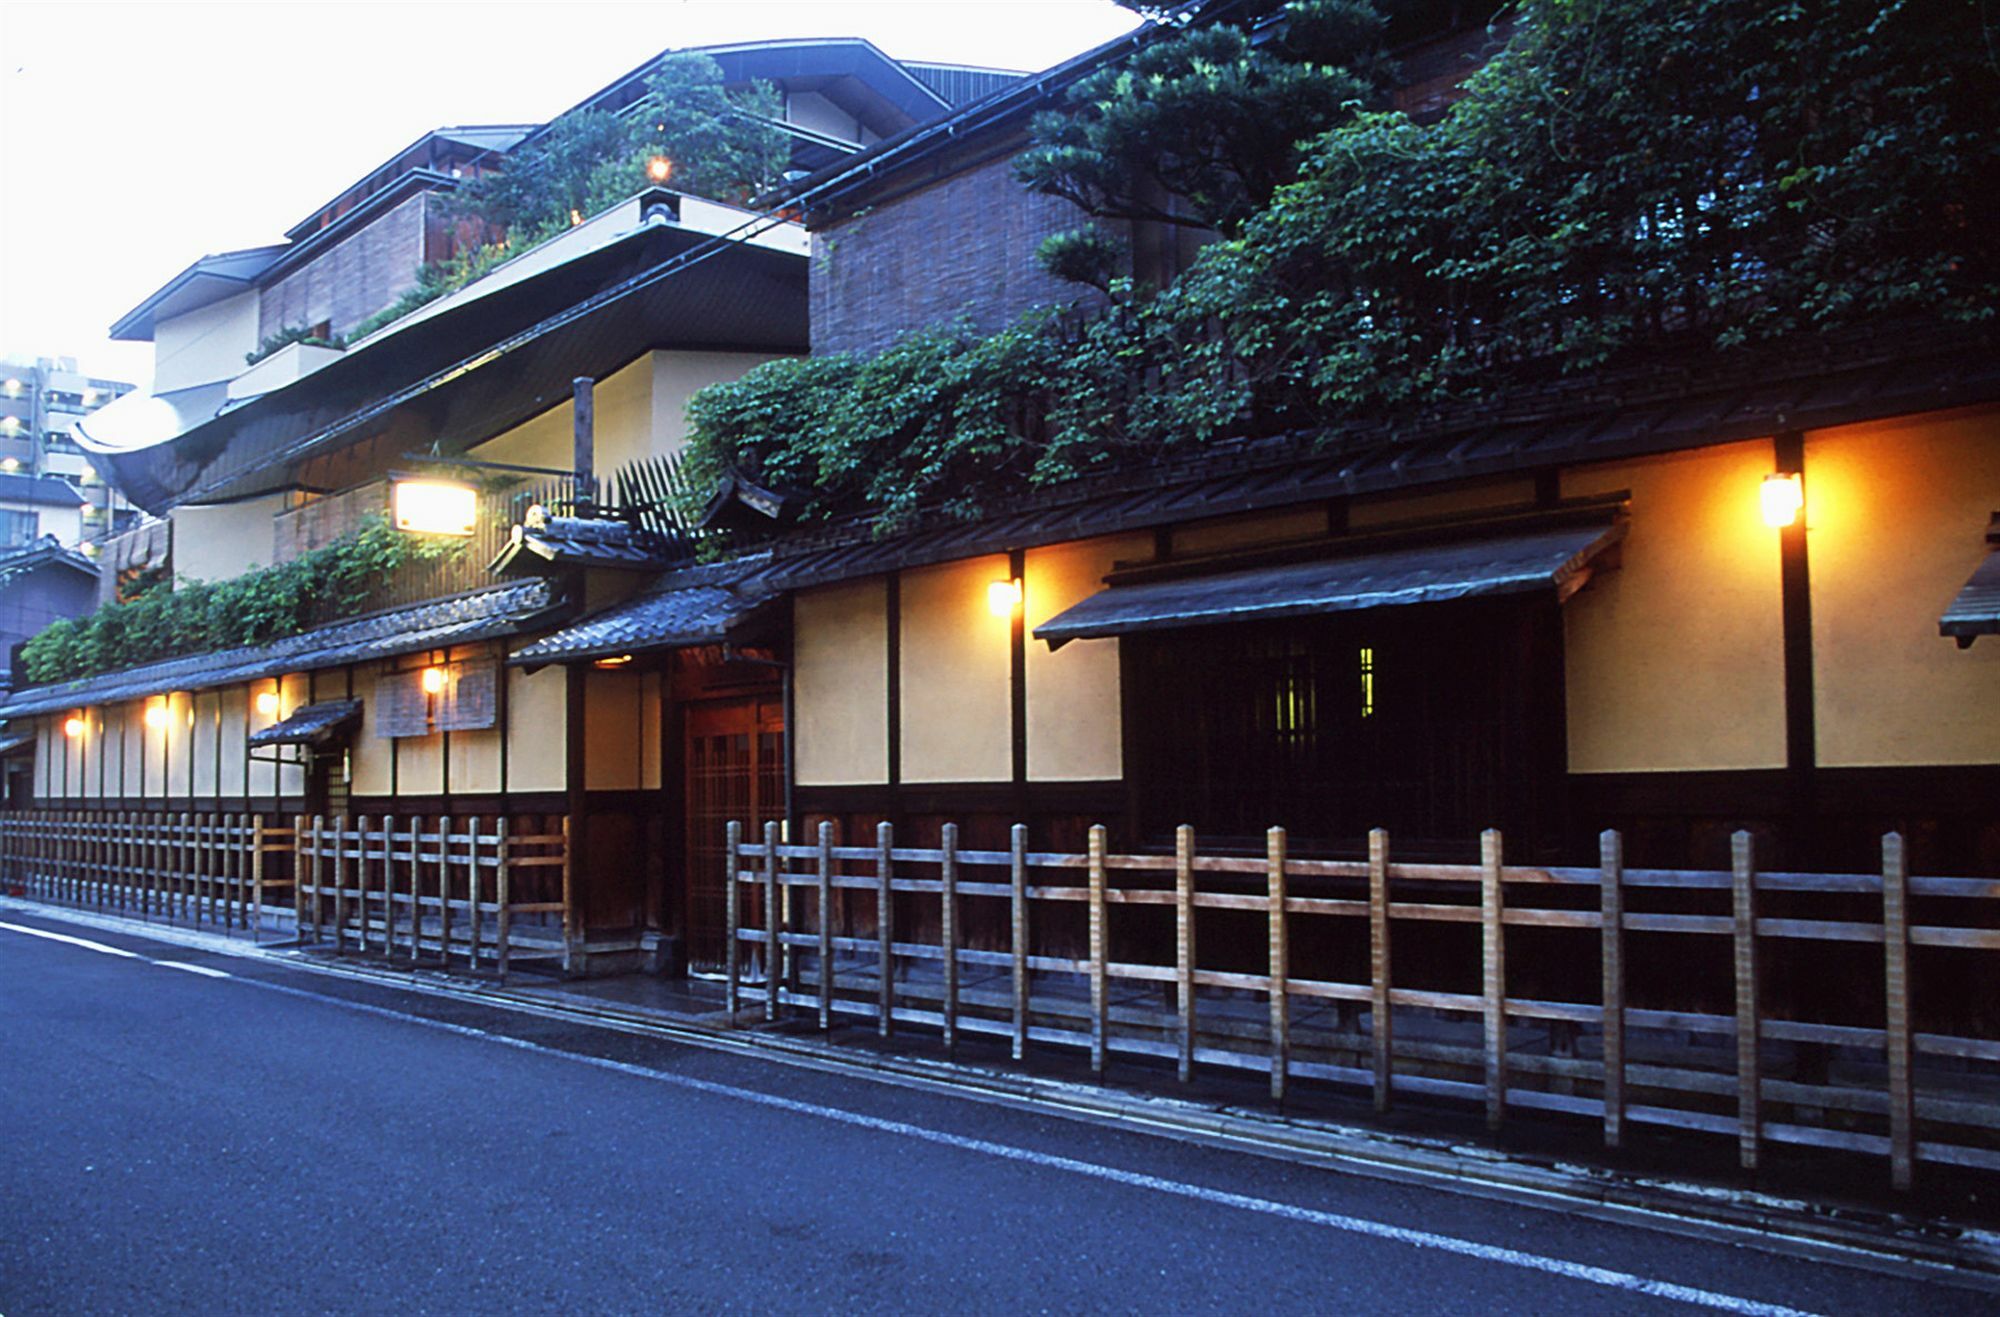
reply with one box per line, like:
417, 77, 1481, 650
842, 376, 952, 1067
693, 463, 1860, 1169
683, 695, 784, 970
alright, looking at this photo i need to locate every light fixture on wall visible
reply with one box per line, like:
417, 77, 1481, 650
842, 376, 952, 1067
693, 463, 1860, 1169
255, 690, 280, 718
594, 654, 634, 669
1761, 472, 1804, 528
143, 699, 170, 730
988, 577, 1023, 618
647, 154, 673, 184
63, 715, 85, 738
421, 666, 448, 695
390, 478, 477, 536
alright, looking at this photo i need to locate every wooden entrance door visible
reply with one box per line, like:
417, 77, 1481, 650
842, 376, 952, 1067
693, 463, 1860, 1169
683, 695, 784, 969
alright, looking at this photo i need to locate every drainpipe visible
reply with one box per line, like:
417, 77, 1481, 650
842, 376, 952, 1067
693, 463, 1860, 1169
572, 376, 595, 516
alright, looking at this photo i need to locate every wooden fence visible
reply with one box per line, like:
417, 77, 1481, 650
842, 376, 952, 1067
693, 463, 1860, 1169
0, 811, 294, 932
0, 809, 571, 975
294, 814, 571, 979
728, 821, 2000, 1192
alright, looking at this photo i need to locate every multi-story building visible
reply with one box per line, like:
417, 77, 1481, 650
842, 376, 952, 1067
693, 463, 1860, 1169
0, 358, 135, 543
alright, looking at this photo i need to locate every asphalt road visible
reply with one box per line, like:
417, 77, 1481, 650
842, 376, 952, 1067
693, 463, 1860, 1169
0, 909, 1981, 1315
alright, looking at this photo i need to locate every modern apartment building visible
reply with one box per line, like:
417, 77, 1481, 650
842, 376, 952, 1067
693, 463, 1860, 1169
0, 357, 135, 544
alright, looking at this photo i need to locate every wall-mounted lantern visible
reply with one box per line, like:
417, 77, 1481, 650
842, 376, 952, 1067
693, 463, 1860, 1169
391, 478, 477, 537
1761, 472, 1804, 528
647, 155, 673, 184
63, 715, 86, 738
420, 666, 448, 696
254, 691, 280, 718
143, 698, 170, 730
593, 654, 634, 669
988, 577, 1024, 618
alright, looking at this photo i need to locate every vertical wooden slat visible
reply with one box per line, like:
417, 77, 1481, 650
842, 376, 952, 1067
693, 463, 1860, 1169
1176, 824, 1196, 1084
1732, 829, 1761, 1171
559, 813, 575, 975
408, 817, 422, 963
436, 816, 451, 966
762, 819, 781, 1022
333, 813, 350, 953
308, 815, 325, 944
1600, 829, 1626, 1149
1010, 823, 1029, 1063
1481, 828, 1506, 1132
940, 822, 959, 1056
1882, 831, 1915, 1192
876, 821, 894, 1038
725, 819, 742, 1016
467, 816, 482, 971
816, 820, 834, 1033
497, 817, 512, 984
1088, 823, 1107, 1076
1267, 826, 1289, 1104
1369, 827, 1393, 1113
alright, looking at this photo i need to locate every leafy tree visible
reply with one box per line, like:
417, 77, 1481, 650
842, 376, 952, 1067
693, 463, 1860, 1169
632, 51, 790, 205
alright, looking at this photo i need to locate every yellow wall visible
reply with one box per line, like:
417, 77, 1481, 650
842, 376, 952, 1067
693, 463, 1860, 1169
900, 555, 1013, 783
171, 493, 286, 583
1026, 535, 1146, 781
165, 691, 192, 797
399, 731, 445, 795
1348, 477, 1538, 530
448, 727, 504, 794
794, 580, 888, 785
1806, 410, 2000, 766
650, 351, 788, 461
506, 665, 567, 792
191, 691, 220, 797
219, 687, 248, 798
350, 664, 393, 797
1563, 440, 1788, 772
584, 667, 645, 790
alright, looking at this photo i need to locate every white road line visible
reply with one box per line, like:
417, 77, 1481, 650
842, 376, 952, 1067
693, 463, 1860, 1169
153, 961, 232, 979
210, 970, 1817, 1317
0, 920, 142, 958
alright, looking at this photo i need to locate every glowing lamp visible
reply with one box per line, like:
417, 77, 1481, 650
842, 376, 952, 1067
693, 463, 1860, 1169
143, 700, 170, 730
1761, 472, 1803, 529
987, 577, 1023, 618
646, 155, 673, 183
63, 715, 86, 738
255, 691, 280, 718
391, 479, 477, 536
421, 666, 448, 695
593, 654, 634, 669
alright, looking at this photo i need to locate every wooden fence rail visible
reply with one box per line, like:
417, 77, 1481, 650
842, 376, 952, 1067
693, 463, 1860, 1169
0, 809, 570, 975
729, 821, 2000, 1192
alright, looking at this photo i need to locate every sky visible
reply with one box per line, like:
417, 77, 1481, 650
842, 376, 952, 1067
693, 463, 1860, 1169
0, 1, 1143, 391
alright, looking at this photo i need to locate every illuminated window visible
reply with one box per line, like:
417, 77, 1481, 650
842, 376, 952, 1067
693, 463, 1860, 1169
1359, 646, 1375, 718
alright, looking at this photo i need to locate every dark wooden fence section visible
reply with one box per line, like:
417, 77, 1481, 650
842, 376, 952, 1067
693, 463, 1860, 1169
0, 811, 295, 932
293, 814, 571, 978
0, 809, 571, 976
728, 821, 2000, 1191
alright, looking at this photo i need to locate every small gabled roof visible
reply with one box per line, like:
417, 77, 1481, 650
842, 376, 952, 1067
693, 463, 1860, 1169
510, 558, 780, 666
0, 473, 88, 508
0, 536, 97, 588
247, 698, 363, 748
108, 246, 289, 342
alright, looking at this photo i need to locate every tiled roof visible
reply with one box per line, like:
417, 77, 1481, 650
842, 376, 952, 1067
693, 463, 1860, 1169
0, 473, 88, 507
247, 698, 363, 748
489, 514, 681, 575
0, 536, 96, 588
0, 579, 557, 719
510, 559, 779, 664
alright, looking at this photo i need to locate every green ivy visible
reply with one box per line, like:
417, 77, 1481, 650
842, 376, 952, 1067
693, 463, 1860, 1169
18, 517, 462, 687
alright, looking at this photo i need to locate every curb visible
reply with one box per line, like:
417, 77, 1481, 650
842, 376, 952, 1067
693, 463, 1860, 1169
7, 896, 1997, 1290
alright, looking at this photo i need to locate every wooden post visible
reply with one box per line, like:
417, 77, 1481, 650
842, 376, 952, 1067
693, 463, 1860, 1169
497, 817, 513, 984
408, 817, 421, 963
762, 819, 780, 1022
1088, 823, 1108, 1076
436, 816, 452, 967
306, 816, 323, 944
1732, 829, 1761, 1172
1600, 829, 1626, 1149
333, 813, 350, 954
558, 813, 575, 975
1481, 829, 1506, 1132
1882, 832, 1915, 1192
816, 821, 834, 1032
940, 822, 959, 1056
1267, 826, 1289, 1105
1175, 824, 1196, 1084
467, 815, 482, 971
1010, 823, 1029, 1063
876, 821, 894, 1038
1369, 828, 1393, 1114
725, 820, 742, 1016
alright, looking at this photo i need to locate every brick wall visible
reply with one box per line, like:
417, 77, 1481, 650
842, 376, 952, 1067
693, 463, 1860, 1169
811, 153, 1110, 357
259, 193, 431, 341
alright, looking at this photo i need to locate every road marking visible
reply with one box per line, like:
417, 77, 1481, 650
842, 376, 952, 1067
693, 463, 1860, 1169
0, 920, 142, 959
153, 961, 232, 979
200, 969, 1816, 1316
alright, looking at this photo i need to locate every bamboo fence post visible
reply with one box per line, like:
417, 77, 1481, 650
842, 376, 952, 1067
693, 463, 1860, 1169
762, 819, 780, 1021
1882, 832, 1915, 1192
201, 813, 213, 925
249, 816, 265, 940
1369, 827, 1393, 1113
1176, 824, 1196, 1084
436, 816, 452, 967
408, 817, 422, 963
1088, 823, 1108, 1076
558, 814, 574, 975
1010, 823, 1029, 1063
725, 820, 742, 1016
940, 822, 959, 1056
291, 816, 307, 941
1481, 828, 1506, 1132
1600, 829, 1626, 1148
876, 821, 894, 1038
1732, 830, 1761, 1171
333, 813, 351, 954
305, 816, 322, 944
497, 817, 512, 984
1267, 826, 1290, 1105
816, 820, 834, 1032
467, 815, 482, 971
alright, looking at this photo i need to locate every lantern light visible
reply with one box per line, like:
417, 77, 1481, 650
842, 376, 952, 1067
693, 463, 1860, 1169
421, 666, 448, 695
63, 715, 86, 738
1761, 472, 1804, 529
593, 654, 634, 669
988, 577, 1023, 618
144, 700, 170, 730
646, 154, 673, 183
255, 691, 280, 718
391, 479, 477, 536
